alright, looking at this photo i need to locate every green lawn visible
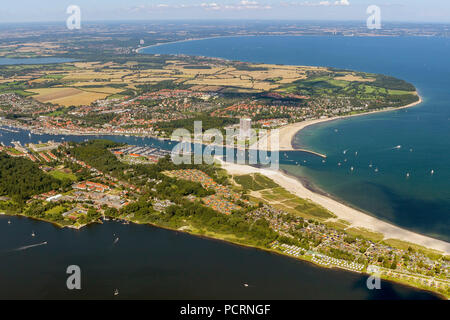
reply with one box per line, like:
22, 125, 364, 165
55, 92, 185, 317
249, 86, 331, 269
49, 170, 77, 181
45, 205, 66, 215
234, 173, 279, 191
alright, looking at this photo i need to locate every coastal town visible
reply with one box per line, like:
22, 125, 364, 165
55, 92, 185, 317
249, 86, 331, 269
0, 52, 419, 142
0, 21, 446, 301
0, 138, 448, 298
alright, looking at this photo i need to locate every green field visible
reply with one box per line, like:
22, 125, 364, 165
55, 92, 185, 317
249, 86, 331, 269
45, 205, 66, 215
234, 174, 335, 220
233, 173, 279, 191
49, 170, 77, 181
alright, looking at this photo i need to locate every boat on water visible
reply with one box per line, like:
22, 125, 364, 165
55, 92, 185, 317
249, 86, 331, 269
114, 289, 119, 296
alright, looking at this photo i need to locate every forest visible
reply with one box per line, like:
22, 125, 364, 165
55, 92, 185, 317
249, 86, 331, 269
0, 152, 64, 202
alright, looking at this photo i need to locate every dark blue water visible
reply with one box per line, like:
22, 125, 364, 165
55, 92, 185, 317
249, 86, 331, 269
144, 36, 450, 242
0, 216, 439, 299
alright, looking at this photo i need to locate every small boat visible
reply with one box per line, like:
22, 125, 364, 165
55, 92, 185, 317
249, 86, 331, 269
31, 231, 35, 237
431, 169, 435, 175
8, 220, 11, 224
406, 173, 410, 178
114, 289, 119, 296
243, 283, 249, 288
113, 237, 119, 244
350, 166, 354, 171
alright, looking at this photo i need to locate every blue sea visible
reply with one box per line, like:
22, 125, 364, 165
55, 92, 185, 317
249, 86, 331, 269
143, 36, 450, 242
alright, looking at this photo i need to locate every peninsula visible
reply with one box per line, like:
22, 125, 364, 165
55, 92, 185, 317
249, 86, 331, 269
0, 26, 447, 299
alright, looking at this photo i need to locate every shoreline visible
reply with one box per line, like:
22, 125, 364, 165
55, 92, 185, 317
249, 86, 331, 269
281, 94, 423, 153
1, 213, 445, 299
247, 95, 422, 155
216, 157, 450, 255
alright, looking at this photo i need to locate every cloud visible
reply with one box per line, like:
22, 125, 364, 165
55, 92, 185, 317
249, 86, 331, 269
127, 1, 272, 12
280, 1, 350, 7
127, 1, 350, 14
335, 0, 350, 6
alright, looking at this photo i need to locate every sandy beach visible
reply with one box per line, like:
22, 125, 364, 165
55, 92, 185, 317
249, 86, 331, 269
217, 158, 450, 254
228, 94, 450, 254
254, 94, 423, 154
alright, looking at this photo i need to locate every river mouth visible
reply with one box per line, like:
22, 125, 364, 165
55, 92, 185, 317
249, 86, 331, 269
142, 35, 450, 242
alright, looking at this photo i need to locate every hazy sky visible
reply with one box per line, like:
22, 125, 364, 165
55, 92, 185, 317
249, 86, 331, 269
1, 0, 449, 23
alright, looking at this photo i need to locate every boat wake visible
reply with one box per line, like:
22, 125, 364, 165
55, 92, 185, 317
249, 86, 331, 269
11, 242, 48, 252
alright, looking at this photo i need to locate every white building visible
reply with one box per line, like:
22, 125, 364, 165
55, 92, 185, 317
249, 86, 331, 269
239, 118, 252, 139
46, 194, 63, 202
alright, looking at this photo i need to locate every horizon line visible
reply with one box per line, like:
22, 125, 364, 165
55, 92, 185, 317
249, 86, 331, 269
0, 18, 450, 25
